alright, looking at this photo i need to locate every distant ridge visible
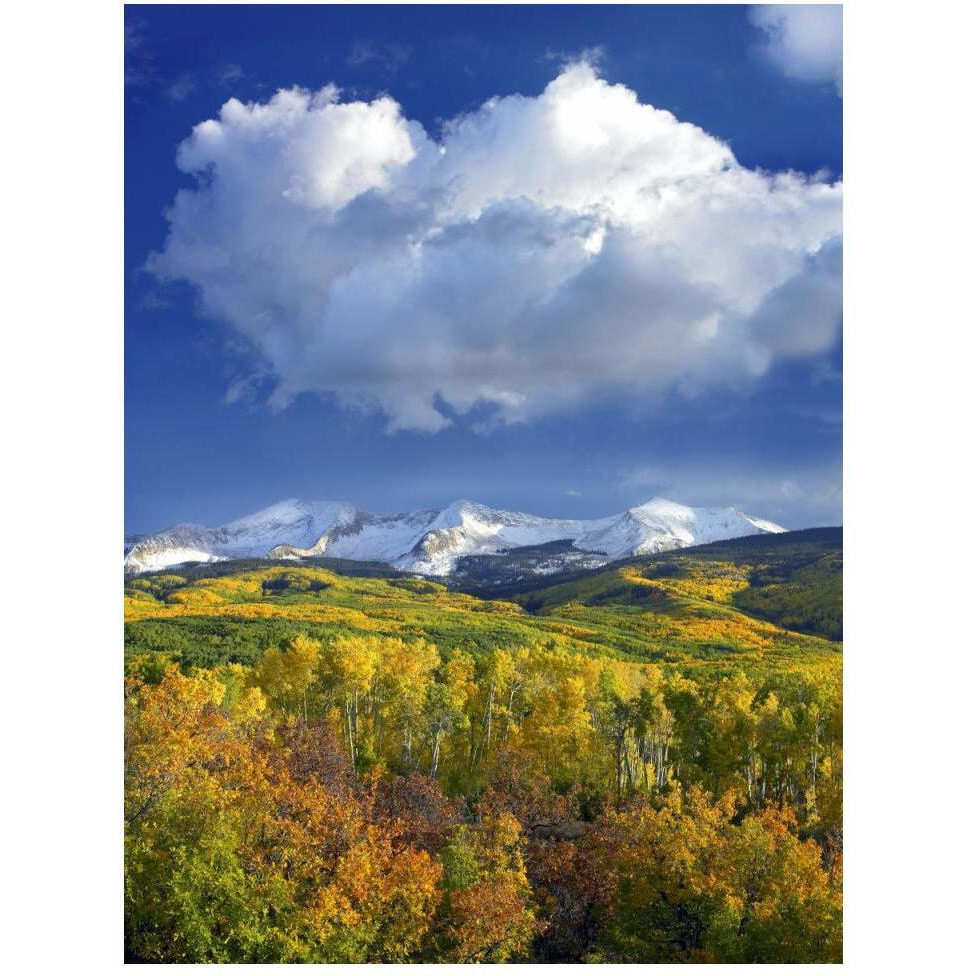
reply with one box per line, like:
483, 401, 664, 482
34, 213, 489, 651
124, 496, 786, 576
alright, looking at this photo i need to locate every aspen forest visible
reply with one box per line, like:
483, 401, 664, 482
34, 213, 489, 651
124, 531, 842, 963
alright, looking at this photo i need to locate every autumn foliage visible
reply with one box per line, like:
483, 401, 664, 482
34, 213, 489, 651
125, 624, 841, 963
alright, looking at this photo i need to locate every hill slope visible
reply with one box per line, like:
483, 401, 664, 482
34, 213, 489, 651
513, 527, 842, 642
125, 529, 840, 679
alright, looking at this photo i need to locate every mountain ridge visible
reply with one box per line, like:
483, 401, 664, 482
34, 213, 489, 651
124, 496, 786, 576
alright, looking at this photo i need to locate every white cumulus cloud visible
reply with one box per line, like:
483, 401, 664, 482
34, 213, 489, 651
149, 62, 842, 433
750, 4, 843, 94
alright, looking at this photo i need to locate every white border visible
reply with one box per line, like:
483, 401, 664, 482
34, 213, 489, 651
6, 0, 974, 971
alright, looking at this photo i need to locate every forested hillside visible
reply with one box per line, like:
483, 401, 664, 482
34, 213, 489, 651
511, 527, 842, 642
124, 530, 842, 963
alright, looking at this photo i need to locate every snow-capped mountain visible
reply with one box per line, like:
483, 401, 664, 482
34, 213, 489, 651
122, 500, 353, 573
124, 497, 786, 577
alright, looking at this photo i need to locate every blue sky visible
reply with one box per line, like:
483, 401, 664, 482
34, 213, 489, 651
125, 4, 842, 533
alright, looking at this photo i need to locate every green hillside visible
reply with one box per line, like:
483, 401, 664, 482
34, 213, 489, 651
515, 528, 842, 642
125, 529, 841, 681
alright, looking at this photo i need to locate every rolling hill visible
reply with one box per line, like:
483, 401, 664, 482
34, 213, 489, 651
125, 528, 841, 679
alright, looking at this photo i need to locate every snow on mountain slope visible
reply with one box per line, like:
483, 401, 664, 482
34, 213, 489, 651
124, 497, 786, 576
123, 500, 355, 573
576, 499, 784, 559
